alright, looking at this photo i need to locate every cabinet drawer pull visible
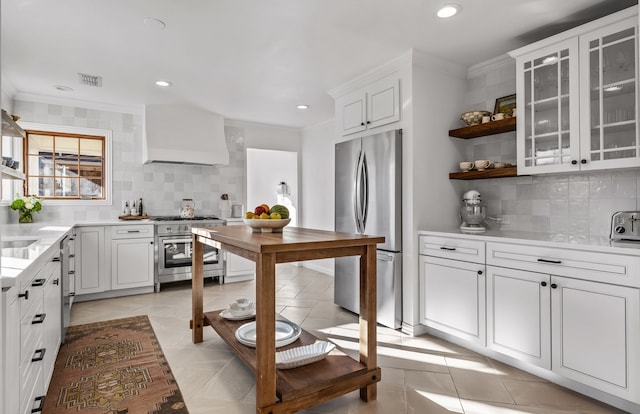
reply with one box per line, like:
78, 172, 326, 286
32, 348, 46, 362
19, 290, 29, 300
52, 257, 61, 262
440, 247, 456, 251
31, 396, 45, 413
541, 281, 547, 287
69, 270, 76, 275
537, 258, 561, 264
477, 270, 483, 275
69, 254, 75, 258
551, 283, 558, 289
32, 278, 46, 287
127, 230, 141, 233
53, 278, 60, 285
32, 313, 46, 324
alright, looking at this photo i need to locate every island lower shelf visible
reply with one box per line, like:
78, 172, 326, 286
204, 310, 381, 405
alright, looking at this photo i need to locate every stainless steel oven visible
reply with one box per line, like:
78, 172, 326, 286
152, 216, 226, 291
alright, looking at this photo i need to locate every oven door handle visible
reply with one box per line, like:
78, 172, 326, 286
160, 238, 192, 244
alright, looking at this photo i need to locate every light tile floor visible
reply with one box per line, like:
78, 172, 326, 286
69, 265, 626, 414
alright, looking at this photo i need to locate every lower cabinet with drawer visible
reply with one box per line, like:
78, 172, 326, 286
486, 241, 640, 405
2, 246, 61, 414
419, 235, 486, 346
419, 232, 640, 410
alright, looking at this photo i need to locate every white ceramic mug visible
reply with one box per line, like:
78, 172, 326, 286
491, 113, 505, 121
474, 160, 493, 171
459, 161, 474, 172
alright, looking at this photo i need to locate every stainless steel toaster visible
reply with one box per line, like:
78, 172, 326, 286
610, 211, 640, 241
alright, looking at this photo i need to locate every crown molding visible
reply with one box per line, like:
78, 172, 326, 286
224, 117, 302, 132
467, 54, 515, 79
14, 92, 144, 115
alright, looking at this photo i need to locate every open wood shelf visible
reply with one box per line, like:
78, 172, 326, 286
204, 310, 380, 404
449, 117, 516, 139
449, 166, 519, 180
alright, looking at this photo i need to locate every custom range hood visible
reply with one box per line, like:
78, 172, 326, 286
143, 104, 229, 166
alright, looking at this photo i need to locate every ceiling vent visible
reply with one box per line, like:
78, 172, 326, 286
78, 73, 102, 87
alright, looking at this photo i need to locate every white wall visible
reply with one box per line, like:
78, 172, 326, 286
300, 120, 335, 275
246, 149, 298, 227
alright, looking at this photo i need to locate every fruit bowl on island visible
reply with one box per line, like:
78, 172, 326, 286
243, 218, 291, 233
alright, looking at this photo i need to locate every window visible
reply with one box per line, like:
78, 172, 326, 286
19, 122, 112, 205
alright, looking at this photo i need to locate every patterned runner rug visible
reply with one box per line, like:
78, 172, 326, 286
44, 315, 189, 414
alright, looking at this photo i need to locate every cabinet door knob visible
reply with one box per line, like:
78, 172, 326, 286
581, 159, 587, 164
540, 281, 547, 287
477, 270, 483, 275
551, 283, 558, 289
366, 120, 371, 124
571, 160, 578, 165
19, 290, 29, 300
53, 278, 59, 285
360, 122, 365, 126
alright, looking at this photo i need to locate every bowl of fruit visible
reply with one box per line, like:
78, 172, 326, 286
243, 204, 291, 233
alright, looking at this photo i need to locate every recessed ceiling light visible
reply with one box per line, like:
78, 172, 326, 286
155, 80, 171, 87
54, 85, 73, 92
144, 17, 166, 30
437, 4, 460, 18
296, 104, 309, 110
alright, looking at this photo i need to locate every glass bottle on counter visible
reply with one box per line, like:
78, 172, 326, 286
138, 198, 144, 216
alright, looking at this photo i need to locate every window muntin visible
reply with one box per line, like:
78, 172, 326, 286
25, 130, 106, 200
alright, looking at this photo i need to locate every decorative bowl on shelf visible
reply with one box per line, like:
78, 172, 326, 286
460, 110, 492, 126
276, 341, 336, 369
243, 218, 291, 233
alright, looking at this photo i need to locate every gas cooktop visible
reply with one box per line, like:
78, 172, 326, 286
151, 215, 222, 221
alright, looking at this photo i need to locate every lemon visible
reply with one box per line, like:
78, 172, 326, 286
245, 211, 254, 219
259, 212, 270, 219
270, 212, 281, 219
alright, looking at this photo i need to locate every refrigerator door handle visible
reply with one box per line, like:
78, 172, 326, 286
354, 151, 365, 233
361, 154, 369, 230
377, 252, 394, 262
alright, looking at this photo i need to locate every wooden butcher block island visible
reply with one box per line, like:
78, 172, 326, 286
190, 225, 384, 414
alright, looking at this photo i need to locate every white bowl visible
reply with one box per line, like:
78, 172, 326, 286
228, 301, 256, 317
243, 218, 291, 233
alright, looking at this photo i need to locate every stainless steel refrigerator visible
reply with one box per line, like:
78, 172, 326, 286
334, 129, 402, 329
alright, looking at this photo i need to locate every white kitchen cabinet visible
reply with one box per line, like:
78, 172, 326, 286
42, 256, 61, 390
487, 265, 551, 369
110, 225, 154, 290
224, 219, 255, 283
336, 77, 400, 136
419, 236, 486, 346
510, 7, 639, 174
551, 276, 640, 402
486, 240, 640, 404
75, 226, 107, 295
2, 286, 21, 414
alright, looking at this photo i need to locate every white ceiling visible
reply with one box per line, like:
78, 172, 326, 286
1, 0, 637, 128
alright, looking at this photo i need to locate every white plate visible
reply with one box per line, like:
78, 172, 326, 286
220, 309, 256, 321
235, 320, 301, 348
276, 341, 336, 369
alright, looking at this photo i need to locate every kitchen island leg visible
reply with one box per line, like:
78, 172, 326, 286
359, 244, 378, 401
192, 234, 204, 343
255, 252, 277, 413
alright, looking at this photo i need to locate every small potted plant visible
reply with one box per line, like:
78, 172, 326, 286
10, 194, 42, 223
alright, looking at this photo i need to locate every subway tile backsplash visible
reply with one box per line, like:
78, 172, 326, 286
4, 100, 246, 224
463, 170, 640, 238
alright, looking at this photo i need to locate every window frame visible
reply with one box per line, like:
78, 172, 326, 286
19, 122, 112, 206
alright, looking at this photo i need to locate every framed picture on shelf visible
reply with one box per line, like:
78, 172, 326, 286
494, 94, 516, 116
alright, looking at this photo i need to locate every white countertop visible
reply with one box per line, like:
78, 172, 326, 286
419, 227, 640, 256
1, 223, 74, 289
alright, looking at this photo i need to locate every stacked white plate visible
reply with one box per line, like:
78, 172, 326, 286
235, 320, 301, 348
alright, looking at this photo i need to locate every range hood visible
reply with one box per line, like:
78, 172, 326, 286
143, 104, 229, 166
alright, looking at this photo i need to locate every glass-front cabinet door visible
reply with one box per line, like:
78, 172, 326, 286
579, 17, 639, 170
516, 38, 580, 174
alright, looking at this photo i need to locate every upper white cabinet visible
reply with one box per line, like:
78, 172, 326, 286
335, 77, 400, 136
510, 7, 639, 174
